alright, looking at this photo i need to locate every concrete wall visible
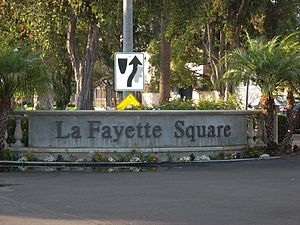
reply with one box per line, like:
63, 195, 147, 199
24, 110, 255, 152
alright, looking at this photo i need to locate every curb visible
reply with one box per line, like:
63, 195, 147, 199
0, 157, 281, 168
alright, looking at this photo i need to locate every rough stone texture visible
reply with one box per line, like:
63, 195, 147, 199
27, 110, 248, 150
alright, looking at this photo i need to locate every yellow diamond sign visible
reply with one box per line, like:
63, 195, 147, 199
117, 94, 141, 110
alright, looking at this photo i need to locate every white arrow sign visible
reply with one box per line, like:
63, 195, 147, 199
114, 52, 144, 91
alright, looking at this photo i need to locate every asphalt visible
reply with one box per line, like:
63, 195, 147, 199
0, 157, 300, 225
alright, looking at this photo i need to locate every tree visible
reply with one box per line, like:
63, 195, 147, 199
66, 1, 122, 109
4, 0, 121, 110
138, 1, 201, 99
167, 1, 204, 92
192, 0, 252, 96
144, 0, 266, 98
273, 33, 300, 152
137, 0, 172, 103
225, 32, 300, 154
263, 0, 300, 38
0, 0, 73, 109
0, 46, 49, 153
175, 0, 300, 98
279, 90, 297, 152
65, 2, 100, 109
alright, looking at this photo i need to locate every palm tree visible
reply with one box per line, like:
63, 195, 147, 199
278, 78, 300, 152
278, 90, 296, 152
225, 32, 300, 154
272, 36, 300, 153
0, 46, 49, 154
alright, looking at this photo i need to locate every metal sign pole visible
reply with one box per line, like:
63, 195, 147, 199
123, 0, 133, 99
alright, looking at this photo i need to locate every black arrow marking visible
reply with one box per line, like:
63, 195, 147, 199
127, 56, 142, 87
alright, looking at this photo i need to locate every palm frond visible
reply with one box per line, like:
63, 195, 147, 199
225, 32, 300, 98
0, 46, 50, 100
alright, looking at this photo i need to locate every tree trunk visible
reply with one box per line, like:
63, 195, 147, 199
159, 2, 171, 103
207, 22, 218, 88
34, 84, 54, 110
0, 98, 11, 153
224, 0, 248, 98
56, 63, 73, 110
206, 22, 227, 98
219, 29, 226, 96
67, 13, 100, 110
260, 95, 278, 154
233, 0, 247, 48
286, 90, 295, 110
105, 83, 114, 108
279, 91, 296, 152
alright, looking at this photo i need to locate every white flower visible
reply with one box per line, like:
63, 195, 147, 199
76, 158, 85, 162
195, 155, 211, 161
130, 156, 141, 162
169, 94, 181, 101
108, 168, 115, 173
87, 151, 94, 161
259, 154, 270, 159
179, 156, 190, 162
18, 156, 28, 162
44, 155, 55, 162
108, 156, 115, 162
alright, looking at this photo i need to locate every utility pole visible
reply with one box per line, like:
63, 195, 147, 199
123, 0, 133, 99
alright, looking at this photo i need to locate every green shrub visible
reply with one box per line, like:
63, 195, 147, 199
223, 151, 234, 159
56, 154, 64, 162
92, 151, 109, 162
198, 100, 236, 110
124, 95, 241, 111
69, 155, 79, 162
124, 98, 196, 110
159, 98, 196, 110
219, 152, 225, 160
2, 148, 13, 161
116, 150, 144, 162
116, 153, 132, 162
24, 151, 38, 161
243, 147, 267, 158
166, 151, 173, 162
209, 152, 222, 160
145, 154, 159, 162
197, 95, 241, 110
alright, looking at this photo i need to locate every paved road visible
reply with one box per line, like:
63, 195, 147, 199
0, 157, 300, 225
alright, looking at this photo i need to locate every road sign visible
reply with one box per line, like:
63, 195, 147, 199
114, 52, 144, 91
117, 93, 140, 110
